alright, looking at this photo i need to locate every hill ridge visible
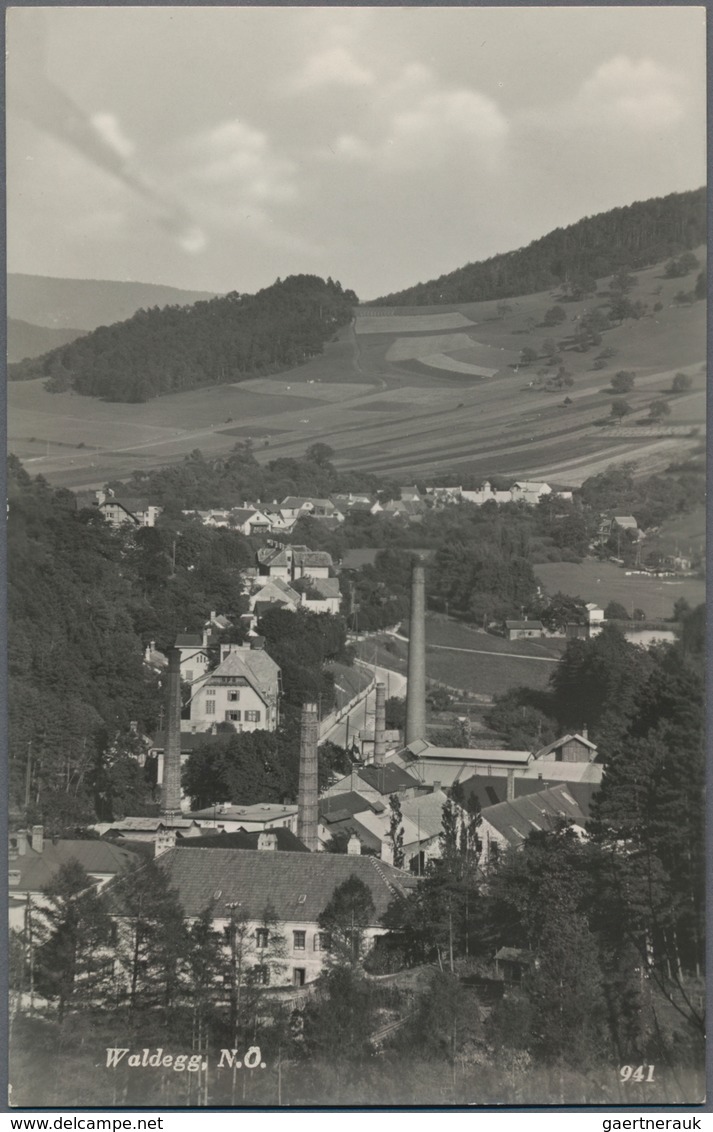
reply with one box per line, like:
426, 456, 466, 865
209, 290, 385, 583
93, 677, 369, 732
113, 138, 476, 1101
371, 187, 706, 307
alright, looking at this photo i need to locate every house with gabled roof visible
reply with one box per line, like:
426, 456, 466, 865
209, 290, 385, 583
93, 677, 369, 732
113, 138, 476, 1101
534, 731, 598, 763
8, 826, 141, 930
154, 847, 415, 985
185, 642, 280, 734
95, 490, 161, 528
479, 783, 588, 865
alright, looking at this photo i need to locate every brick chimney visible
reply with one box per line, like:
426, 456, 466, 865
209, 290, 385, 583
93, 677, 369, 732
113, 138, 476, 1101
405, 557, 427, 745
154, 829, 177, 858
161, 648, 182, 817
31, 825, 44, 854
258, 830, 278, 851
297, 703, 319, 852
506, 769, 515, 802
373, 682, 386, 766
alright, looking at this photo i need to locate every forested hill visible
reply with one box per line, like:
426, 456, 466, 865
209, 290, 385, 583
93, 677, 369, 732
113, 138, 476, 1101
10, 275, 358, 403
372, 188, 706, 306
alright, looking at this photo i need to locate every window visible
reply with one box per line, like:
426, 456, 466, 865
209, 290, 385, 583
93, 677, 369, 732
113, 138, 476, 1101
205, 700, 216, 715
251, 964, 269, 986
228, 690, 240, 703
244, 710, 261, 723
255, 928, 269, 949
206, 687, 216, 696
293, 931, 306, 951
293, 968, 306, 987
225, 710, 241, 722
314, 932, 331, 952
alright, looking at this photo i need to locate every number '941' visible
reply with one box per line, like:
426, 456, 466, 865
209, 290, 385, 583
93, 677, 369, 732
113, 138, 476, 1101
620, 1065, 655, 1083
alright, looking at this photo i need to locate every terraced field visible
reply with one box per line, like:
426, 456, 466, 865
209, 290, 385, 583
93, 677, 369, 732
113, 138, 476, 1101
8, 253, 706, 490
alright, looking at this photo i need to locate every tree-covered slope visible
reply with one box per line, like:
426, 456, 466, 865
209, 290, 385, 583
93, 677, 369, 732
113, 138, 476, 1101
10, 274, 358, 402
371, 188, 705, 306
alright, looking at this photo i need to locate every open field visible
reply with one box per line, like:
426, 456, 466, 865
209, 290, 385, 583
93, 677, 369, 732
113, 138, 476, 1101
535, 558, 705, 618
9, 252, 705, 490
357, 615, 566, 700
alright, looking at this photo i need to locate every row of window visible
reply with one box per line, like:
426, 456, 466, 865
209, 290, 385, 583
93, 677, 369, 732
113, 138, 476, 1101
253, 929, 330, 952
204, 704, 261, 722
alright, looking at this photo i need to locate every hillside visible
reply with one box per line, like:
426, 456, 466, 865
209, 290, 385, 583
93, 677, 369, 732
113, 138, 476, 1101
8, 273, 218, 332
9, 275, 358, 403
7, 318, 86, 364
372, 188, 706, 306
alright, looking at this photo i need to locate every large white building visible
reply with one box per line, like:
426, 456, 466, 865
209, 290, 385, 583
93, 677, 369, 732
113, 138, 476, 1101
185, 642, 281, 733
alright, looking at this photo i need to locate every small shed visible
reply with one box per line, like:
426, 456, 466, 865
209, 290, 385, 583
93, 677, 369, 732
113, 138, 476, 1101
494, 947, 536, 985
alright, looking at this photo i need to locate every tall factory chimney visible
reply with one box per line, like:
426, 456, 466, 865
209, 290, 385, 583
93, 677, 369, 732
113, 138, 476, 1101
297, 702, 319, 852
373, 682, 386, 767
161, 648, 182, 817
405, 557, 427, 745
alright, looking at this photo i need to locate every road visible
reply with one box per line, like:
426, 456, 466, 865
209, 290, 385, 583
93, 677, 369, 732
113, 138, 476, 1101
320, 662, 407, 748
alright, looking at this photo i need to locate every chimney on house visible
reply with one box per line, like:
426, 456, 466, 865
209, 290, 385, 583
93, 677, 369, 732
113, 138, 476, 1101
347, 832, 362, 856
154, 828, 177, 858
373, 682, 386, 767
16, 830, 28, 856
161, 648, 182, 817
506, 769, 515, 802
581, 723, 588, 740
405, 557, 427, 745
297, 703, 319, 853
210, 610, 217, 624
258, 830, 278, 851
31, 825, 44, 854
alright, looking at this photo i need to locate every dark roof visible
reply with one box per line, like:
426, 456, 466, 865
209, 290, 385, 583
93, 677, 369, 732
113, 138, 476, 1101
505, 620, 544, 630
320, 792, 383, 823
175, 633, 204, 648
177, 828, 309, 852
8, 839, 140, 893
357, 764, 420, 794
156, 847, 414, 923
456, 774, 547, 809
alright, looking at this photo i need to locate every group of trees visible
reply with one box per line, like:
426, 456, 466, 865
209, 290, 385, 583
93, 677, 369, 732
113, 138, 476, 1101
11, 275, 358, 402
372, 188, 705, 306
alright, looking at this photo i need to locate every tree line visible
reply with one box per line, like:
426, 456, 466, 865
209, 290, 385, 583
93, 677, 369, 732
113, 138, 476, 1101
372, 188, 705, 306
10, 275, 357, 402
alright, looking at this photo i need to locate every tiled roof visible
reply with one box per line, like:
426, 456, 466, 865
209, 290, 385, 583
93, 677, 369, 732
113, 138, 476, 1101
320, 793, 383, 823
358, 764, 421, 794
156, 847, 414, 923
9, 839, 141, 893
306, 577, 340, 599
455, 774, 546, 810
293, 549, 334, 569
175, 633, 204, 648
400, 789, 451, 841
505, 620, 544, 630
481, 784, 587, 847
210, 647, 280, 697
179, 828, 308, 852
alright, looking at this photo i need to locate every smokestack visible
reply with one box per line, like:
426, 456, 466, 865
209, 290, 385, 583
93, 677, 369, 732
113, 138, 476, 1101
298, 703, 319, 852
405, 557, 427, 745
507, 769, 515, 802
161, 648, 182, 817
374, 682, 386, 766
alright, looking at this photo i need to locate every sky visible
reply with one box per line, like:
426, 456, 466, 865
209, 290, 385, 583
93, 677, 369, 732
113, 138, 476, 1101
6, 5, 707, 301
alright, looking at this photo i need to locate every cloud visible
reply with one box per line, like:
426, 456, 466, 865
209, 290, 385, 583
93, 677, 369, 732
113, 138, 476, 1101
183, 119, 297, 204
577, 56, 686, 129
317, 66, 508, 172
524, 55, 688, 135
289, 45, 374, 91
89, 112, 135, 159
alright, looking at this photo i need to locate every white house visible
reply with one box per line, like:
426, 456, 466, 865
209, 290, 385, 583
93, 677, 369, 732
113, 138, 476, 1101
185, 643, 280, 733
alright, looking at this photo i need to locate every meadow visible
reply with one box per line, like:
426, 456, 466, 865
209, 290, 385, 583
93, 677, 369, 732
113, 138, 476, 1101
535, 558, 705, 618
8, 253, 706, 490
